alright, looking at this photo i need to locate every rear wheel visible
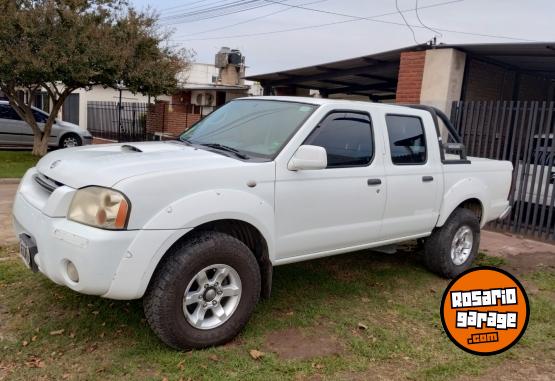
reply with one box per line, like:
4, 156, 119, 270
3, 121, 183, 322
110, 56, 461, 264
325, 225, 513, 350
143, 231, 261, 350
424, 208, 480, 278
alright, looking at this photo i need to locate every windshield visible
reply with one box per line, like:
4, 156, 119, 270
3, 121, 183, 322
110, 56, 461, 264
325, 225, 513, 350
179, 99, 317, 159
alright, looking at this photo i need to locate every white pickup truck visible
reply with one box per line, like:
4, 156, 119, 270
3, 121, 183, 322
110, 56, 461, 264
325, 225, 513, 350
12, 97, 512, 349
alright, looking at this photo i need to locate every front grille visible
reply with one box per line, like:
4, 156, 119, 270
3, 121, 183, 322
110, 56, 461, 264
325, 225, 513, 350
34, 173, 63, 193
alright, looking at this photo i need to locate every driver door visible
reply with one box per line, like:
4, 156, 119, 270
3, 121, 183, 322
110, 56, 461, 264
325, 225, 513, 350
274, 111, 386, 261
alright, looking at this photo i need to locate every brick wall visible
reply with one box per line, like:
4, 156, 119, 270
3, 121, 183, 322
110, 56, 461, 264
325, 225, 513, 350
463, 59, 515, 101
146, 94, 203, 138
395, 51, 426, 104
463, 58, 552, 101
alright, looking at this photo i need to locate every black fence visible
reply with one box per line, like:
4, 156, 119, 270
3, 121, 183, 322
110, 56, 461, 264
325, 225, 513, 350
451, 100, 555, 241
87, 101, 148, 142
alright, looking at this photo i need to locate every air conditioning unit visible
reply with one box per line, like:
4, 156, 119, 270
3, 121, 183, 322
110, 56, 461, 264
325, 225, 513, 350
192, 92, 215, 106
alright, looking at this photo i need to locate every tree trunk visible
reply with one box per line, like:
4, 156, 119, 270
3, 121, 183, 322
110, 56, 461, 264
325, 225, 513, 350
31, 133, 49, 156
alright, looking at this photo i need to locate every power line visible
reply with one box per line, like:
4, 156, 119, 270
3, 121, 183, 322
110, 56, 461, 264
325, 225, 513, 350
171, 0, 534, 43
171, 0, 460, 40
395, 0, 419, 44
160, 0, 287, 24
160, 0, 213, 12
415, 0, 443, 37
184, 0, 327, 36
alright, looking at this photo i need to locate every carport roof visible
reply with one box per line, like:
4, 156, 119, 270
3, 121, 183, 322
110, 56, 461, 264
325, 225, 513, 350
245, 42, 555, 97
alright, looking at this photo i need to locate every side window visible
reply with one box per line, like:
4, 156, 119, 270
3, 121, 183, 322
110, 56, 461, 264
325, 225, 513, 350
32, 109, 48, 123
0, 104, 21, 121
305, 112, 373, 168
386, 115, 427, 165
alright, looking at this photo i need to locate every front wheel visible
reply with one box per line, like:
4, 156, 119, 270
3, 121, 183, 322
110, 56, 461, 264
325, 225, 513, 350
424, 208, 480, 278
59, 133, 82, 148
143, 231, 261, 350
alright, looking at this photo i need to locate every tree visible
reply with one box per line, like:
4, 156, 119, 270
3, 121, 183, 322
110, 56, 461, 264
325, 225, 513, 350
0, 0, 188, 156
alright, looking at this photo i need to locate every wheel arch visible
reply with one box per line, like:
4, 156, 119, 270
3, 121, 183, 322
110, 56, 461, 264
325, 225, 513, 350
438, 177, 490, 225
58, 131, 81, 147
148, 219, 273, 300
437, 196, 485, 227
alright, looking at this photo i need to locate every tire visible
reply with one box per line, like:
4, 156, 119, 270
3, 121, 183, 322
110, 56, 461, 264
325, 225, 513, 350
143, 231, 261, 350
59, 133, 82, 148
424, 208, 480, 278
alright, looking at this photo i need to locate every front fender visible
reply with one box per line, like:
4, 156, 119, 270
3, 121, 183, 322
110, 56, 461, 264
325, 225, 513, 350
437, 176, 489, 227
143, 189, 274, 239
104, 189, 275, 300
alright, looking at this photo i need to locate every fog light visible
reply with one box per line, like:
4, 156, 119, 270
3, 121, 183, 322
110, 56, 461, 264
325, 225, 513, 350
66, 261, 79, 283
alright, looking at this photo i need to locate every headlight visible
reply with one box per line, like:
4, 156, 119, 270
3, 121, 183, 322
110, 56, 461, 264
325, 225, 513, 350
68, 187, 130, 230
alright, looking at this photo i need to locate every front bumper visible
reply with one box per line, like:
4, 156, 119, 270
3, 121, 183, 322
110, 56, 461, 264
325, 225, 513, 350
12, 178, 189, 300
82, 135, 93, 145
13, 192, 138, 295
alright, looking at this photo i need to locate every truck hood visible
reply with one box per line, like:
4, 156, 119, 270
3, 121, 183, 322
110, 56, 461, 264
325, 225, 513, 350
36, 141, 243, 188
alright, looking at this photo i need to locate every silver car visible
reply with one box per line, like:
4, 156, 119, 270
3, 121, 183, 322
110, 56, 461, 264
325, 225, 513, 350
0, 101, 92, 148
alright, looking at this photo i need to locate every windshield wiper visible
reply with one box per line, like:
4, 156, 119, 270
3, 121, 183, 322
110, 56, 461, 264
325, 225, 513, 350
199, 143, 250, 160
178, 137, 193, 145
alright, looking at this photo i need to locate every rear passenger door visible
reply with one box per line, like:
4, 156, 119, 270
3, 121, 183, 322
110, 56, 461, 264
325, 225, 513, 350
381, 113, 443, 240
0, 104, 33, 145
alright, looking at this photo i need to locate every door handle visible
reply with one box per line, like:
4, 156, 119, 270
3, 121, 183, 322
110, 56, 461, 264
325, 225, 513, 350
367, 178, 382, 186
422, 176, 434, 182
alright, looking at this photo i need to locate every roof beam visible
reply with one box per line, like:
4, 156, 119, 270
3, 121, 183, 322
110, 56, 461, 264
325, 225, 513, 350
263, 61, 399, 87
325, 82, 397, 95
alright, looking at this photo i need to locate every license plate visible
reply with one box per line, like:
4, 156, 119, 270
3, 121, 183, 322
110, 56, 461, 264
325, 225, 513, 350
19, 234, 38, 272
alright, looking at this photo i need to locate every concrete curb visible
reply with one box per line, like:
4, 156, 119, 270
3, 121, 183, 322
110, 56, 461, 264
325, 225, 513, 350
0, 178, 20, 184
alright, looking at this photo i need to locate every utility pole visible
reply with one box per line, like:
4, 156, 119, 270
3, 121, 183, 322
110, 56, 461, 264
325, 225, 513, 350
116, 80, 124, 142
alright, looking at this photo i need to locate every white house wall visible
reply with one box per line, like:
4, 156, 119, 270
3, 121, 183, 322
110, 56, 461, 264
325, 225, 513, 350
69, 87, 151, 130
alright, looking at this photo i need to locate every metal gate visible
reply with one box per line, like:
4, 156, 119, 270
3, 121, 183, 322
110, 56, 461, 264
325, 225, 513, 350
450, 101, 555, 241
87, 101, 148, 142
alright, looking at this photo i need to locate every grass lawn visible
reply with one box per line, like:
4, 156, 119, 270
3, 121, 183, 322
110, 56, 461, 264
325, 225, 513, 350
0, 150, 39, 178
0, 244, 553, 380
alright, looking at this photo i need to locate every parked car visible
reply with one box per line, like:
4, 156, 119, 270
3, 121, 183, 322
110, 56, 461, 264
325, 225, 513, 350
12, 97, 512, 350
0, 101, 92, 148
511, 133, 554, 230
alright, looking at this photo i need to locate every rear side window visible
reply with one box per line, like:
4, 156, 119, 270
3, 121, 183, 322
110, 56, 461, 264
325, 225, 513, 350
305, 112, 373, 168
386, 115, 427, 165
0, 104, 21, 121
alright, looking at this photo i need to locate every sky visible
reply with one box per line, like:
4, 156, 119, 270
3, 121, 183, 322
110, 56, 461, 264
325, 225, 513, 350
129, 0, 555, 76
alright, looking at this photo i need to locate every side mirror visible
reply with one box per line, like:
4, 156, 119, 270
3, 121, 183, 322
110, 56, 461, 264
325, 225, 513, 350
288, 145, 327, 171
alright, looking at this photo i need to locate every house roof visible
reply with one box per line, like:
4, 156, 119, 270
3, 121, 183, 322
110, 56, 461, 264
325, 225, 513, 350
178, 83, 250, 91
245, 42, 555, 98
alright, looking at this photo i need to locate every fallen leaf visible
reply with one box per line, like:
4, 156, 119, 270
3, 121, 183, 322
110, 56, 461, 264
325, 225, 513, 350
31, 336, 37, 342
208, 354, 219, 361
49, 329, 65, 336
62, 374, 71, 380
357, 323, 368, 330
285, 311, 294, 316
69, 332, 75, 339
249, 349, 264, 360
26, 356, 45, 368
22, 340, 29, 347
176, 360, 185, 370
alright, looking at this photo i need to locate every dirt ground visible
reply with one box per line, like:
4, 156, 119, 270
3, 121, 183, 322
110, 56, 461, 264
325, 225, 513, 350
1, 183, 554, 380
